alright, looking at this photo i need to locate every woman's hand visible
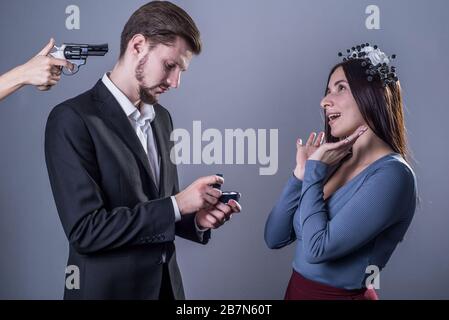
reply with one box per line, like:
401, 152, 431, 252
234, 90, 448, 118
18, 38, 74, 91
294, 126, 368, 180
294, 131, 325, 180
0, 38, 75, 101
308, 125, 368, 166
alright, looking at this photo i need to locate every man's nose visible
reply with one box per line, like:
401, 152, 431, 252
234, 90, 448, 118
166, 70, 181, 89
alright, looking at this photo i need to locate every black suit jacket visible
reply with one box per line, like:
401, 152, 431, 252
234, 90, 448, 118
45, 80, 210, 299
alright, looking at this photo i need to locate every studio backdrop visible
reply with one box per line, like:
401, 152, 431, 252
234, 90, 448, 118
0, 0, 448, 299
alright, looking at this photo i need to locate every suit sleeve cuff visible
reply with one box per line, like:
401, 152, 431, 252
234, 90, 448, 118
171, 196, 182, 222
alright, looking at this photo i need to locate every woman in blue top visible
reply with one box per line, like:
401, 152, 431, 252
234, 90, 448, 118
265, 44, 417, 300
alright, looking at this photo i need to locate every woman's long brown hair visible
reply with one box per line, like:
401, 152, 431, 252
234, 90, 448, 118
324, 59, 410, 164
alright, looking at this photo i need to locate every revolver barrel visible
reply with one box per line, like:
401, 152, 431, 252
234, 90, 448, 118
63, 43, 108, 59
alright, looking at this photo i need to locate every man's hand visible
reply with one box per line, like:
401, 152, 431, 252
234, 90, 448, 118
195, 200, 242, 229
175, 175, 224, 214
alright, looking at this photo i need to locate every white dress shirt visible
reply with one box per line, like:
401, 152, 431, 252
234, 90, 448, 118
101, 73, 182, 222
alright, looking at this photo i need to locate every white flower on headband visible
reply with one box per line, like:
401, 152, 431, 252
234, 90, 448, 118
360, 46, 390, 66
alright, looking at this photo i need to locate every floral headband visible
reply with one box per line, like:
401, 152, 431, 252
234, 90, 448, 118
338, 43, 398, 87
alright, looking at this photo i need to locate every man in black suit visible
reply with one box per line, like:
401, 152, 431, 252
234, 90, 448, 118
45, 1, 241, 300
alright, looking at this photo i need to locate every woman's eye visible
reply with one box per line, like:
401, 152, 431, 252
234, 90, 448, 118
338, 84, 346, 92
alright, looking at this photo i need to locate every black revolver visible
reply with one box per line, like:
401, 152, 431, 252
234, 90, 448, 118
51, 43, 108, 75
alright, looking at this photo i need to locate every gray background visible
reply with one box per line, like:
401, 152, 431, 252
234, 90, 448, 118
0, 0, 447, 299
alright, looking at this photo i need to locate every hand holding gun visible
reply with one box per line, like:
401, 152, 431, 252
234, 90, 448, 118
50, 42, 109, 75
0, 38, 76, 100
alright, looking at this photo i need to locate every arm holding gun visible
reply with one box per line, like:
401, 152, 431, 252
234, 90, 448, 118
0, 39, 108, 102
0, 38, 74, 101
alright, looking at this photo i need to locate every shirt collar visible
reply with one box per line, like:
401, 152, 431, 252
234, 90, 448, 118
101, 73, 155, 123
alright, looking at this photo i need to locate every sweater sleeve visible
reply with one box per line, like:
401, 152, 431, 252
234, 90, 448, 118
264, 174, 303, 249
295, 159, 415, 264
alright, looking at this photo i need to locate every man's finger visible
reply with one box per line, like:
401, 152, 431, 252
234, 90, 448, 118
205, 214, 220, 227
214, 202, 232, 215
208, 208, 226, 221
37, 38, 55, 56
215, 201, 231, 212
206, 186, 222, 199
203, 193, 218, 207
227, 199, 242, 213
205, 210, 225, 227
199, 175, 224, 187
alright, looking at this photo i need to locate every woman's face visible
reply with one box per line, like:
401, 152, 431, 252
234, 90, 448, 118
321, 67, 366, 139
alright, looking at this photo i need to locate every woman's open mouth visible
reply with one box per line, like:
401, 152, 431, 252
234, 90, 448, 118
328, 113, 341, 125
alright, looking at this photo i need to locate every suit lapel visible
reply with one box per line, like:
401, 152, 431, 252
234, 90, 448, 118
92, 80, 159, 195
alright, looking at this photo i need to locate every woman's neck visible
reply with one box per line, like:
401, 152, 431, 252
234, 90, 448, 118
346, 129, 394, 168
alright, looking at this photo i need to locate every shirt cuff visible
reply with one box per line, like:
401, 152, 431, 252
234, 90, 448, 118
170, 196, 181, 222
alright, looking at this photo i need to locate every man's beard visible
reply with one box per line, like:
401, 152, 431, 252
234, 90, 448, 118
135, 53, 158, 105
139, 85, 157, 105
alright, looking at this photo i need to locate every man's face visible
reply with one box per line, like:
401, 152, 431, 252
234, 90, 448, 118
135, 36, 193, 105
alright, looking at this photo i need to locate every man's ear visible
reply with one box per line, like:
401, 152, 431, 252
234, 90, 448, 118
128, 34, 148, 57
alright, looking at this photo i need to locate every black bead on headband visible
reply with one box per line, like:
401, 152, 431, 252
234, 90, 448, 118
338, 43, 398, 87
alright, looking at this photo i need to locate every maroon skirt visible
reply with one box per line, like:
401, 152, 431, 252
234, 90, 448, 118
284, 270, 378, 300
